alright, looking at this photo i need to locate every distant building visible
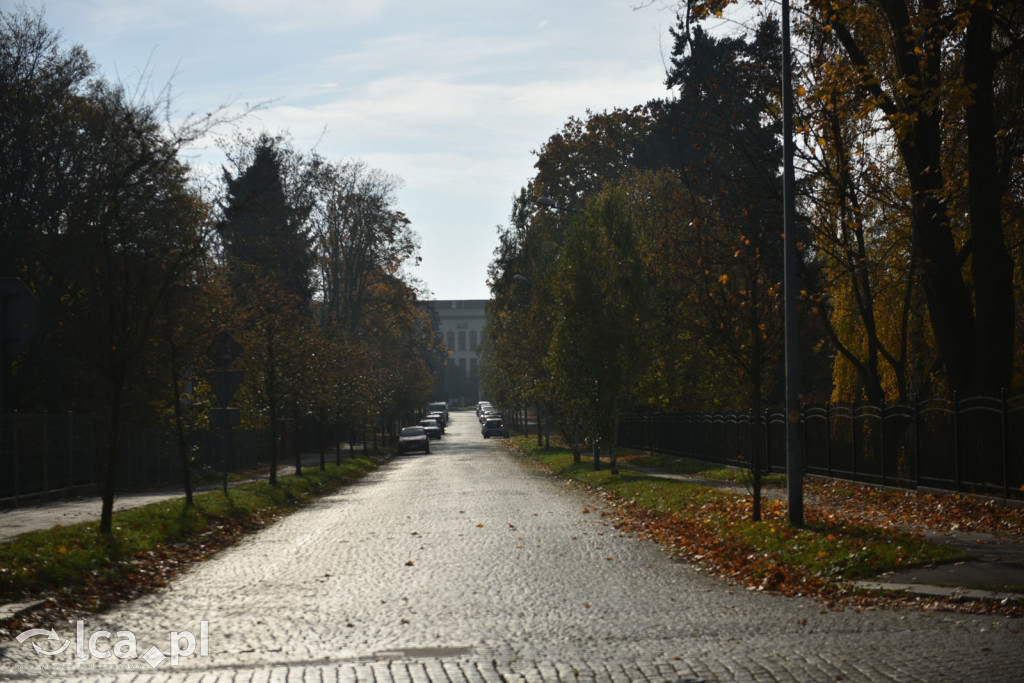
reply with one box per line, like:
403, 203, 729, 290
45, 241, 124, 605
423, 299, 487, 405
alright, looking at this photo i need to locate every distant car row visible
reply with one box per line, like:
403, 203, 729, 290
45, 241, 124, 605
397, 401, 508, 453
476, 400, 508, 439
398, 403, 450, 454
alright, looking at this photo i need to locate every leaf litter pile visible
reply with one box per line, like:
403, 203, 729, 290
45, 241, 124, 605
518, 445, 1024, 618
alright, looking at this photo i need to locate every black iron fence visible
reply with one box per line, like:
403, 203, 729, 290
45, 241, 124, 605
0, 412, 272, 501
618, 391, 1024, 502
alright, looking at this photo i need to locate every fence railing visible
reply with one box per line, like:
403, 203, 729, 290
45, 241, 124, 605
0, 412, 272, 501
618, 391, 1024, 502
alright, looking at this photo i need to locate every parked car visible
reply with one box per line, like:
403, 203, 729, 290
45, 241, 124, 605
428, 401, 449, 423
398, 427, 430, 454
480, 410, 501, 424
419, 418, 442, 440
476, 401, 492, 417
481, 417, 508, 439
426, 411, 447, 431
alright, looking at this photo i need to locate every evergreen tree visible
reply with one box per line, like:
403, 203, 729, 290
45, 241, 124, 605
218, 136, 313, 305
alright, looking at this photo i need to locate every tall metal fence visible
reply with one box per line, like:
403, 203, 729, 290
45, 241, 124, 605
0, 412, 272, 501
618, 391, 1024, 502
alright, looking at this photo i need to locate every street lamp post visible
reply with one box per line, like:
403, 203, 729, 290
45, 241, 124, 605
782, 0, 805, 527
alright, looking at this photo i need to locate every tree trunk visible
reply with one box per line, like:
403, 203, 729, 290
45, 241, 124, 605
319, 421, 327, 471
964, 3, 1014, 395
99, 381, 125, 535
572, 423, 581, 464
902, 125, 976, 393
268, 401, 278, 486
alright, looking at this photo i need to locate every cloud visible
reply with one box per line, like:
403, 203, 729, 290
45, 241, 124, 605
38, 0, 673, 299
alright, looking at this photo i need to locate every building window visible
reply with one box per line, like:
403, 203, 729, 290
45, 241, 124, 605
469, 330, 478, 351
459, 358, 467, 376
447, 331, 455, 351
458, 330, 466, 352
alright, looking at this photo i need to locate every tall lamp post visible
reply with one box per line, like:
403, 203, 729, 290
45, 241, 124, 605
782, 0, 805, 527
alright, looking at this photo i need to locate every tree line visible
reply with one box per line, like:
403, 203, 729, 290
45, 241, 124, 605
0, 9, 444, 534
482, 0, 1023, 473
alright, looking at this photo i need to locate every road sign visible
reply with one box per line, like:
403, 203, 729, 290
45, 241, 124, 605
209, 370, 245, 407
206, 330, 242, 367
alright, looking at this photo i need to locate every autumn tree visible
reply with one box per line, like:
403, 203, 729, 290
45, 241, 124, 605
545, 178, 661, 472
153, 261, 224, 506
0, 8, 243, 533
532, 107, 653, 207
797, 0, 1023, 394
309, 159, 418, 332
642, 17, 790, 419
482, 189, 553, 425
485, 111, 653, 438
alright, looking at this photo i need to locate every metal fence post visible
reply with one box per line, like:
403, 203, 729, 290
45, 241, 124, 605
1001, 388, 1009, 503
68, 411, 74, 488
764, 408, 770, 472
880, 399, 887, 488
43, 410, 49, 492
852, 398, 858, 482
825, 402, 832, 478
801, 403, 807, 472
748, 409, 755, 474
913, 394, 920, 487
953, 390, 961, 492
12, 411, 19, 497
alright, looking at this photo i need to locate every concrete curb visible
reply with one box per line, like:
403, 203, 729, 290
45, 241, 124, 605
0, 600, 48, 622
851, 580, 1024, 603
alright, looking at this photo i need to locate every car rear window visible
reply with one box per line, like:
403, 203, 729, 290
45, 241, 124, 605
401, 427, 425, 436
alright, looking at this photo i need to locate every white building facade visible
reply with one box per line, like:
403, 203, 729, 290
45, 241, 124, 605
423, 299, 487, 406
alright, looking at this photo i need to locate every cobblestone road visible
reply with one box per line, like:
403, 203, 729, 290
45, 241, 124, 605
1, 412, 1021, 682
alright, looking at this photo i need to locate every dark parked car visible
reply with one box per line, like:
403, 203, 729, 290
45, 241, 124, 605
426, 412, 446, 432
428, 401, 449, 423
419, 419, 442, 440
398, 427, 430, 454
481, 417, 508, 439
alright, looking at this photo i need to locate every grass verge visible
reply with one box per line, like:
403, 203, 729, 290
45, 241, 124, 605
506, 437, 1024, 615
0, 455, 383, 635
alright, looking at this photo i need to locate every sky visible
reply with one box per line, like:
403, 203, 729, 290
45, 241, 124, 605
25, 0, 678, 301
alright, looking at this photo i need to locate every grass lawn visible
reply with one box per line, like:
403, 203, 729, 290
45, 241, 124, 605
507, 437, 1002, 611
0, 455, 382, 633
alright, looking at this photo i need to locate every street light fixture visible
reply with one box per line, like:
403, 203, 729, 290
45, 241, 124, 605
782, 0, 805, 527
535, 196, 580, 214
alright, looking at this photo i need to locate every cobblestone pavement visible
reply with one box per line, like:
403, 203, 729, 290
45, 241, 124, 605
1, 413, 1021, 682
